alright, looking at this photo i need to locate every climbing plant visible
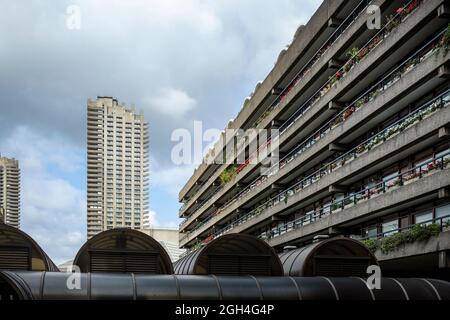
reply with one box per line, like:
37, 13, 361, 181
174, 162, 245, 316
219, 165, 238, 185
362, 224, 441, 254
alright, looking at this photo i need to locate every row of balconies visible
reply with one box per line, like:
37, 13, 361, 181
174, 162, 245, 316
177, 0, 371, 202
178, 0, 441, 218
179, 15, 450, 235
180, 86, 450, 248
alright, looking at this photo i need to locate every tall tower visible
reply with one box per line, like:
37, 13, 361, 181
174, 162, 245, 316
87, 97, 149, 239
0, 157, 20, 228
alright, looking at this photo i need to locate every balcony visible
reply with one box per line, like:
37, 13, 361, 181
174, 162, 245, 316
179, 3, 448, 229
178, 0, 370, 204
180, 28, 450, 235
180, 89, 450, 247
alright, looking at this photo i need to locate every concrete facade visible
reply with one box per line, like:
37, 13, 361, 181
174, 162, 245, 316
87, 97, 149, 239
140, 228, 185, 262
0, 157, 20, 228
177, 0, 450, 277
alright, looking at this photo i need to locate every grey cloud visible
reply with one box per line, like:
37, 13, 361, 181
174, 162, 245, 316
0, 0, 321, 168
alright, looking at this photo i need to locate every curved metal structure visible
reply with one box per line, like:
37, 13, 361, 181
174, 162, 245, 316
174, 234, 283, 276
0, 223, 58, 272
1, 271, 449, 300
73, 228, 173, 274
279, 237, 378, 277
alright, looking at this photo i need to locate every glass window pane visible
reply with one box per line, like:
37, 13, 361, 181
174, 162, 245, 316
382, 219, 398, 236
414, 211, 433, 225
436, 204, 450, 224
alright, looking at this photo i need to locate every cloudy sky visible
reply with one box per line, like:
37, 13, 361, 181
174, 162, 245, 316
0, 0, 321, 264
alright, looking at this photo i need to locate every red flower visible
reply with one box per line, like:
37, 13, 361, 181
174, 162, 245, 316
335, 71, 342, 80
396, 7, 404, 15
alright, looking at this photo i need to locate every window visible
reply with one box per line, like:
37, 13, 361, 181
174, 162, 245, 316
365, 225, 378, 239
414, 210, 433, 225
436, 204, 450, 224
382, 218, 398, 236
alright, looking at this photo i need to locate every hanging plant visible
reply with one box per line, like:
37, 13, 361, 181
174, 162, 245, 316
438, 23, 450, 54
347, 47, 360, 63
219, 165, 238, 185
385, 14, 400, 33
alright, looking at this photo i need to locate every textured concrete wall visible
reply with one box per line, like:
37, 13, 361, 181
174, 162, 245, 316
375, 230, 450, 262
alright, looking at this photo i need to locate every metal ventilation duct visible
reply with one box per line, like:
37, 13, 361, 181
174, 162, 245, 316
1, 271, 449, 300
174, 234, 283, 276
0, 223, 58, 272
279, 237, 378, 277
73, 228, 173, 274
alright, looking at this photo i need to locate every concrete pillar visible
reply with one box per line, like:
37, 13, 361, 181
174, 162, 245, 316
438, 65, 450, 79
438, 250, 449, 268
329, 143, 349, 152
272, 87, 284, 96
438, 126, 450, 139
437, 4, 450, 18
328, 59, 345, 70
271, 120, 284, 129
271, 183, 284, 190
329, 185, 346, 193
438, 187, 450, 199
328, 17, 343, 28
328, 101, 344, 112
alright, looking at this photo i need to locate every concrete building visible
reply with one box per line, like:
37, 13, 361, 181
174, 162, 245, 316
0, 157, 20, 228
178, 0, 450, 278
141, 228, 186, 262
87, 96, 149, 238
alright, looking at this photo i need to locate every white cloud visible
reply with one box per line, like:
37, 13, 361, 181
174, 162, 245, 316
144, 88, 197, 117
0, 0, 322, 261
150, 156, 196, 196
0, 126, 86, 265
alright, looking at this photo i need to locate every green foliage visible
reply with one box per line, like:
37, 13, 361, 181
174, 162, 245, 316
362, 238, 378, 253
219, 165, 238, 185
442, 23, 450, 53
346, 47, 360, 62
362, 224, 441, 254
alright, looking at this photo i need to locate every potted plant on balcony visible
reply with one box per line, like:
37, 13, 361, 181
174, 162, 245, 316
435, 23, 450, 56
404, 171, 420, 184
443, 220, 450, 232
343, 106, 354, 121
355, 98, 365, 110
385, 14, 400, 34
219, 165, 238, 185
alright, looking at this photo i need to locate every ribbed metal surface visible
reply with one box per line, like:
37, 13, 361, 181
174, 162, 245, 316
74, 229, 173, 274
90, 251, 158, 274
0, 248, 30, 271
1, 271, 449, 300
0, 224, 58, 272
314, 257, 371, 277
208, 255, 271, 276
174, 234, 283, 276
279, 237, 378, 277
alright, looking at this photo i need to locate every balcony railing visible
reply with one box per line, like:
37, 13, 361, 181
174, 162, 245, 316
252, 0, 373, 128
178, 0, 373, 217
182, 88, 450, 247
180, 26, 447, 236
261, 153, 450, 242
237, 0, 423, 176
360, 214, 450, 242
229, 28, 446, 207
181, 0, 428, 222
